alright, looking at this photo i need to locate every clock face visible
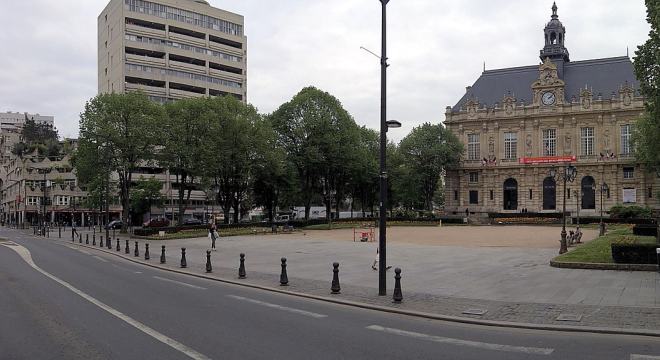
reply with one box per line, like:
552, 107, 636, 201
542, 91, 556, 105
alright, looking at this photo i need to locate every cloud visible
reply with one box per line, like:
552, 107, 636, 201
0, 0, 649, 142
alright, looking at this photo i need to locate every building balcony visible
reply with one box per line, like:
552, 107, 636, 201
125, 23, 166, 39
168, 31, 206, 48
125, 53, 166, 67
125, 82, 167, 97
168, 60, 207, 75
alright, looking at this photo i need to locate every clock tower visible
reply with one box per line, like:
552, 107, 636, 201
539, 2, 569, 78
531, 57, 565, 108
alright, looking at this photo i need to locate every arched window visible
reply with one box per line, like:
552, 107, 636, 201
581, 176, 596, 209
503, 178, 518, 210
550, 32, 557, 44
558, 33, 563, 44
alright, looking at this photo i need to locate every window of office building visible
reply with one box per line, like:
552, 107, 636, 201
454, 190, 458, 201
504, 132, 517, 159
469, 172, 479, 183
468, 134, 480, 160
580, 127, 594, 155
621, 124, 632, 155
542, 129, 556, 156
489, 190, 494, 200
623, 167, 634, 179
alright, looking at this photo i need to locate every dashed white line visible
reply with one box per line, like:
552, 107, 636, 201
366, 325, 554, 355
631, 355, 660, 360
227, 295, 327, 318
153, 276, 206, 290
1, 242, 211, 360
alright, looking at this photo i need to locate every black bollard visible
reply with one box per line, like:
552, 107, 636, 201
180, 248, 187, 268
160, 245, 166, 264
393, 268, 403, 303
205, 250, 212, 273
71, 228, 74, 242
238, 253, 246, 279
86, 233, 89, 244
47, 227, 49, 238
145, 243, 150, 260
107, 236, 111, 250
79, 232, 82, 243
100, 235, 104, 248
134, 241, 139, 257
59, 227, 61, 238
331, 262, 341, 294
280, 257, 289, 286
125, 239, 130, 254
92, 234, 96, 246
116, 238, 120, 252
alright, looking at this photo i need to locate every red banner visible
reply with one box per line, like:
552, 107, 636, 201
518, 155, 576, 164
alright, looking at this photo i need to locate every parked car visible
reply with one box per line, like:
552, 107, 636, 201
143, 218, 170, 228
105, 220, 123, 230
182, 218, 203, 225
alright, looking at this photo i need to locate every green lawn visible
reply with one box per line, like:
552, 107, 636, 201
554, 226, 656, 263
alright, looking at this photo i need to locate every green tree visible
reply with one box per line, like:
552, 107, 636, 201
12, 118, 61, 157
396, 123, 463, 211
162, 97, 215, 225
633, 0, 660, 174
130, 177, 165, 218
207, 96, 263, 223
77, 91, 164, 232
270, 86, 361, 221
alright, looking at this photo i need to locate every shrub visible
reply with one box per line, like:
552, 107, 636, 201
609, 204, 653, 219
611, 243, 659, 264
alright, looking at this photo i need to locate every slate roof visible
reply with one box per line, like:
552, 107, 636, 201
452, 56, 640, 112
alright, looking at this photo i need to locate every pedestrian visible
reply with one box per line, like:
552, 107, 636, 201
371, 247, 391, 271
208, 225, 217, 251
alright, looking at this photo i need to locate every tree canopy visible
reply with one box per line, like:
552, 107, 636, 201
633, 0, 660, 174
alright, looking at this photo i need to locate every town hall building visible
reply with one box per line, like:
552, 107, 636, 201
443, 3, 659, 216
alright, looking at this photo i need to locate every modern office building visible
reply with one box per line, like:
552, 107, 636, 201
444, 3, 659, 216
98, 0, 247, 103
97, 0, 247, 222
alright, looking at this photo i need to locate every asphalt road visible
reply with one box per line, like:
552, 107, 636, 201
1, 228, 659, 360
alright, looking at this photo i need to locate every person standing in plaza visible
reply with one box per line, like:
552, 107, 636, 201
208, 223, 217, 251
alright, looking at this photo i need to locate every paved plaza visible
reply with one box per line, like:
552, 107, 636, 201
92, 225, 659, 307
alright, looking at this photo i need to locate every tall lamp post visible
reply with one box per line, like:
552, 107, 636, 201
376, 0, 403, 296
599, 182, 609, 236
549, 164, 577, 254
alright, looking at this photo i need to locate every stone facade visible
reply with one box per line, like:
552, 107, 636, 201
444, 4, 659, 217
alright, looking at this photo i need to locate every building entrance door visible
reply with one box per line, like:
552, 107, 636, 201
503, 178, 518, 210
542, 177, 556, 210
581, 176, 596, 209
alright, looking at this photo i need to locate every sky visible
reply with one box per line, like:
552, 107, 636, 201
0, 1, 650, 142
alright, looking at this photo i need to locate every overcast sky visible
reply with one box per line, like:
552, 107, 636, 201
0, 1, 650, 141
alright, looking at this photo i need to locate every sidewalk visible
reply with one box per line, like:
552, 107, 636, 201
48, 226, 660, 334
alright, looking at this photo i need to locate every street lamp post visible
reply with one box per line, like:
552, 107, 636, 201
599, 182, 609, 236
573, 188, 580, 235
549, 164, 577, 254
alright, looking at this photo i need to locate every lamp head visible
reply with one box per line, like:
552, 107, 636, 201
386, 119, 402, 129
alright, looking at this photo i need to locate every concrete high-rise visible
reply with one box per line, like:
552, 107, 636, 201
98, 0, 247, 103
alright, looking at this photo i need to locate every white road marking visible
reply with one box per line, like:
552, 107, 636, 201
631, 355, 660, 360
0, 243, 211, 360
92, 256, 108, 263
153, 276, 206, 290
366, 325, 554, 355
134, 271, 143, 274
227, 295, 327, 318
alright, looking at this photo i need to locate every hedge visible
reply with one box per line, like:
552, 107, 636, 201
633, 224, 658, 237
611, 243, 659, 264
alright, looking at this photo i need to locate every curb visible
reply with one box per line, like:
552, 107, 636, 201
550, 260, 657, 271
34, 234, 660, 338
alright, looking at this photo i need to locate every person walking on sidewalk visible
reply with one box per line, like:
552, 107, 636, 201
208, 224, 217, 251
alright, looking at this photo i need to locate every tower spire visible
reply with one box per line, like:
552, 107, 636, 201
552, 2, 558, 18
